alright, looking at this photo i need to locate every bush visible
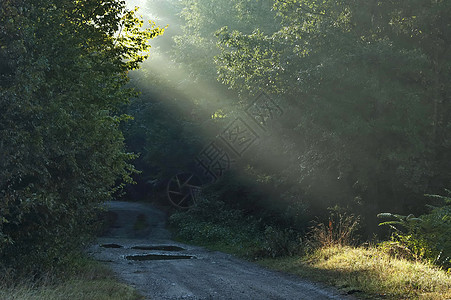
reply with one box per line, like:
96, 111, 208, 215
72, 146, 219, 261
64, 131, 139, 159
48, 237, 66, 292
260, 226, 302, 258
378, 191, 451, 269
169, 195, 259, 243
169, 194, 303, 258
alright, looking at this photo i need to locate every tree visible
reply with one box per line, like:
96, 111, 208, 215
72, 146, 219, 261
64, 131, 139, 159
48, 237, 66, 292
173, 0, 277, 82
0, 0, 163, 272
214, 0, 450, 234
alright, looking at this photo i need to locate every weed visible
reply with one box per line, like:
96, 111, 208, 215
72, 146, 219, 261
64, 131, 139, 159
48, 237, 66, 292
307, 209, 360, 250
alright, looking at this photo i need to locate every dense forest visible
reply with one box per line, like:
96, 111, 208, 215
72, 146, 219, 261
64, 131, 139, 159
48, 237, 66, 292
1, 0, 450, 279
123, 0, 450, 264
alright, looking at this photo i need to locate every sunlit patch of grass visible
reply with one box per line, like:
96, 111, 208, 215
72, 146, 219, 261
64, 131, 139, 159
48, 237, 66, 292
0, 257, 144, 300
258, 245, 451, 299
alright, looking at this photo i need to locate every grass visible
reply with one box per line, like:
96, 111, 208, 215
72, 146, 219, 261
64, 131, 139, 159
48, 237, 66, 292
0, 257, 144, 300
169, 200, 451, 299
258, 245, 451, 299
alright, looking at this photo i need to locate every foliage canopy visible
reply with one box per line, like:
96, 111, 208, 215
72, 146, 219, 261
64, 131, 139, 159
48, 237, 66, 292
0, 0, 162, 272
174, 0, 451, 233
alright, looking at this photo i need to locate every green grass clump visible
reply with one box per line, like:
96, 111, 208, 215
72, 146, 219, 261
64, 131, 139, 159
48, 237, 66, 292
258, 245, 451, 299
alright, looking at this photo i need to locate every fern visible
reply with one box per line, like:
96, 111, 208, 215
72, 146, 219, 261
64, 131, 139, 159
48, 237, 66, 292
378, 191, 451, 269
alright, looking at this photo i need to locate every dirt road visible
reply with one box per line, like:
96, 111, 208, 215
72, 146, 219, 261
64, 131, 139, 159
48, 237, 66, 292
88, 201, 354, 300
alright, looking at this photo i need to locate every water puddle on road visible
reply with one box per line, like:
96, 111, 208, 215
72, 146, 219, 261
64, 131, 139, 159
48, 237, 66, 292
131, 245, 185, 251
100, 243, 123, 248
125, 254, 195, 261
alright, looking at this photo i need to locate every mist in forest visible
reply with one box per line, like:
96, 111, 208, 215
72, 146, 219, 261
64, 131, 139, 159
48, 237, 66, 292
1, 0, 449, 283
120, 0, 450, 239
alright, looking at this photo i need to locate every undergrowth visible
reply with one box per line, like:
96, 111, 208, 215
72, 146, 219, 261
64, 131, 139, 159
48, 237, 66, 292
169, 193, 451, 299
378, 191, 451, 270
169, 196, 303, 258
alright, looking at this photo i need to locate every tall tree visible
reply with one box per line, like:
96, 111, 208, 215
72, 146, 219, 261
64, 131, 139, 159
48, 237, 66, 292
173, 0, 277, 82
214, 0, 450, 233
0, 0, 163, 272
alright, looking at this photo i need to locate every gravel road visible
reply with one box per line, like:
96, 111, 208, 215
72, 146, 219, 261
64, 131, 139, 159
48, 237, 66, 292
88, 201, 354, 300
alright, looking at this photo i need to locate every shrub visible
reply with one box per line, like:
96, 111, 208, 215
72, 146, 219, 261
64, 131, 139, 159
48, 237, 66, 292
169, 194, 304, 258
260, 226, 302, 258
169, 195, 258, 243
378, 191, 451, 269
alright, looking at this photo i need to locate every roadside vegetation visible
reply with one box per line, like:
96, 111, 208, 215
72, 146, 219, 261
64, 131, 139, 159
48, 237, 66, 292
2, 0, 449, 298
169, 187, 451, 299
0, 256, 143, 300
259, 246, 451, 300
